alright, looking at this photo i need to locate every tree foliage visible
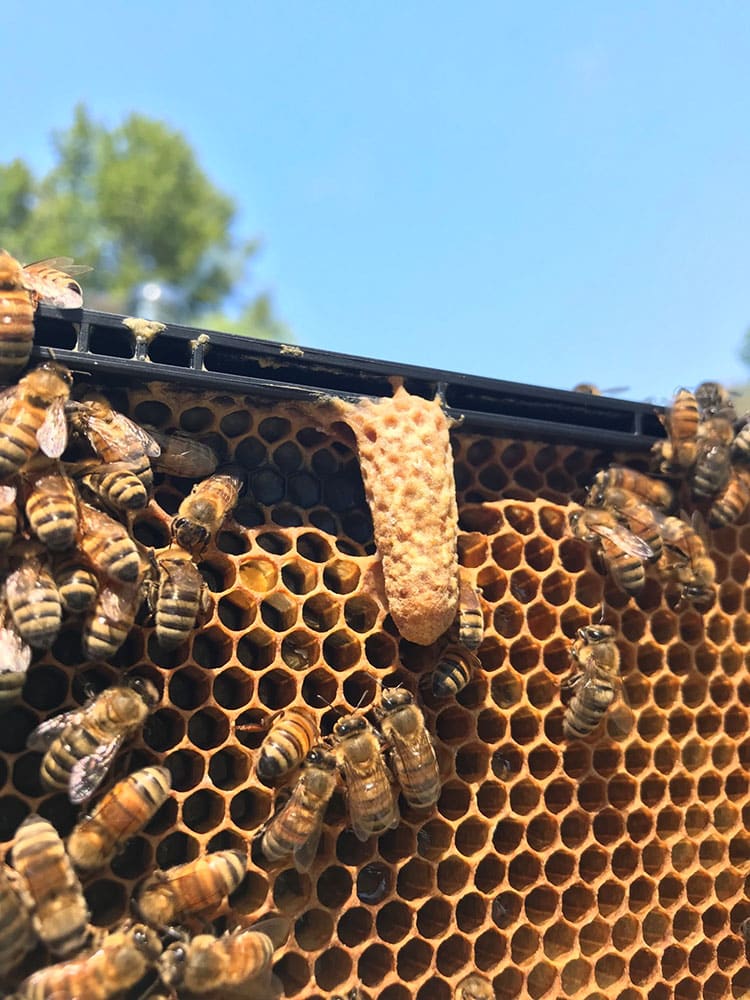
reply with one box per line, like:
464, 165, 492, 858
0, 105, 287, 337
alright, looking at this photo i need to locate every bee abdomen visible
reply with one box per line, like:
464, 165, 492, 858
85, 536, 140, 583
0, 293, 34, 376
0, 511, 16, 549
11, 814, 89, 956
68, 766, 171, 871
563, 683, 615, 739
0, 427, 36, 478
0, 868, 34, 974
41, 727, 100, 790
83, 615, 128, 660
156, 593, 199, 649
611, 559, 645, 595
0, 670, 25, 706
26, 498, 78, 551
257, 719, 314, 782
53, 557, 98, 613
8, 585, 62, 649
432, 652, 472, 698
85, 470, 148, 511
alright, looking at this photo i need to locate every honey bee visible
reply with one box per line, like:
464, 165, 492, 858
709, 465, 750, 528
259, 745, 338, 872
23, 458, 79, 551
0, 250, 35, 378
149, 546, 212, 650
0, 363, 71, 479
376, 688, 440, 808
562, 624, 622, 740
27, 676, 160, 804
739, 916, 750, 940
135, 849, 247, 927
0, 619, 31, 707
83, 575, 146, 660
652, 388, 699, 475
20, 256, 92, 310
0, 863, 35, 975
333, 713, 399, 842
5, 545, 62, 649
695, 380, 736, 422
11, 813, 89, 957
569, 507, 654, 595
455, 973, 495, 1000
67, 396, 161, 504
172, 470, 244, 553
691, 417, 734, 499
432, 644, 480, 698
658, 514, 717, 605
597, 485, 663, 562
147, 428, 219, 478
78, 501, 141, 583
12, 922, 161, 1000
159, 919, 289, 996
67, 765, 172, 872
256, 707, 319, 783
458, 569, 483, 649
588, 466, 674, 511
0, 483, 18, 549
51, 549, 98, 613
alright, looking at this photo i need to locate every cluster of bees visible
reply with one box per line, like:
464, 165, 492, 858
0, 678, 290, 997
0, 354, 250, 705
561, 380, 750, 744
254, 687, 440, 872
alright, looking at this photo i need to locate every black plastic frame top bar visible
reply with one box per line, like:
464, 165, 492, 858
32, 305, 665, 451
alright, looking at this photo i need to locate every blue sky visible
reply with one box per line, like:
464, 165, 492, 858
6, 3, 750, 401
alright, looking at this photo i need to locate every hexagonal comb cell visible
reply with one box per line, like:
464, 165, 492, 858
4, 385, 750, 999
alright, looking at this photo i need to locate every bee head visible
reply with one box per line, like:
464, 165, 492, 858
131, 923, 162, 960
381, 688, 411, 712
306, 746, 337, 771
582, 625, 614, 643
334, 715, 366, 739
126, 675, 160, 708
159, 941, 188, 986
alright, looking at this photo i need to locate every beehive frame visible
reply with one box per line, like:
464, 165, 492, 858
2, 311, 749, 999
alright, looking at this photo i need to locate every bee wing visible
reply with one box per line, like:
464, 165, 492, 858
22, 258, 92, 309
69, 735, 124, 804
5, 562, 38, 604
292, 814, 326, 873
161, 557, 201, 589
112, 412, 161, 458
37, 398, 68, 458
0, 627, 31, 673
149, 430, 219, 477
88, 412, 161, 459
590, 521, 654, 560
690, 509, 711, 547
337, 755, 376, 843
0, 384, 18, 421
26, 708, 83, 750
605, 676, 636, 742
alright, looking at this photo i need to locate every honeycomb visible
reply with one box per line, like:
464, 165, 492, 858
3, 379, 750, 1000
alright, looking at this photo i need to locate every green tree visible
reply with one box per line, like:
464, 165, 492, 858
0, 104, 287, 338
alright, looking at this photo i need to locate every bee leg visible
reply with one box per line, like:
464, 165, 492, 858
198, 582, 214, 623
560, 672, 584, 706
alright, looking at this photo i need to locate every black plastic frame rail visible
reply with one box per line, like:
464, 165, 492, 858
32, 305, 665, 452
